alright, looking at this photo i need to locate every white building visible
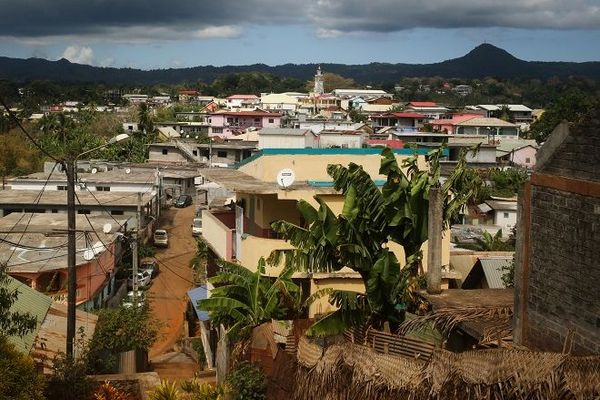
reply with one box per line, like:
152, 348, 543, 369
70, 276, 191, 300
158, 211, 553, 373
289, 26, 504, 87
258, 128, 317, 149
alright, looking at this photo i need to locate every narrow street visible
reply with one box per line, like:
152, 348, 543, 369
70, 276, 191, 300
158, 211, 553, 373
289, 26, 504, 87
145, 205, 199, 380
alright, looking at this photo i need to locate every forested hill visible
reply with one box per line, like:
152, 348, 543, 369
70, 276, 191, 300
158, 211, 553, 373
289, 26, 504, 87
1, 44, 599, 85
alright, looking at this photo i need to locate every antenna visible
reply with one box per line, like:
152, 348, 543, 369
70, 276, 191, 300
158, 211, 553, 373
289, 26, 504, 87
276, 168, 295, 189
102, 223, 112, 234
91, 168, 98, 174
83, 249, 95, 261
125, 168, 131, 174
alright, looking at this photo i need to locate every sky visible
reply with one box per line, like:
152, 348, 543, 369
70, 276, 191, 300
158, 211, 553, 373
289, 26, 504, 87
0, 0, 599, 69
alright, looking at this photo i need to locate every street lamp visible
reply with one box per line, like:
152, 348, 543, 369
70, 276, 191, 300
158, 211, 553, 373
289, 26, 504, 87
64, 133, 130, 357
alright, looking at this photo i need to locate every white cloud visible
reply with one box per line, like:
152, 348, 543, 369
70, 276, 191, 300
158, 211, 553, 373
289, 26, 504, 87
62, 45, 94, 65
192, 25, 242, 39
316, 28, 343, 39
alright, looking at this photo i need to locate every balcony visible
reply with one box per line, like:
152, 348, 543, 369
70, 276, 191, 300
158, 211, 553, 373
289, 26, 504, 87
202, 209, 293, 275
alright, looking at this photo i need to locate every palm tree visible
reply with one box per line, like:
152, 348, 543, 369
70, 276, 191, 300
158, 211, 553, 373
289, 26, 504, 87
197, 258, 301, 339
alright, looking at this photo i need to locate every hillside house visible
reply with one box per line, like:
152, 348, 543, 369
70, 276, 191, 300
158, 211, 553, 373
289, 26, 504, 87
226, 94, 260, 109
209, 110, 282, 137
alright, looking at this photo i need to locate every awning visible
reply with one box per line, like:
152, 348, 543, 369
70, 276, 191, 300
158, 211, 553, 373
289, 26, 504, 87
187, 285, 209, 321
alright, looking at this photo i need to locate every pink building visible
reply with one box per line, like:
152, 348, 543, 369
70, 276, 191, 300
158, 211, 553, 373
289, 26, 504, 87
209, 111, 282, 137
429, 113, 481, 134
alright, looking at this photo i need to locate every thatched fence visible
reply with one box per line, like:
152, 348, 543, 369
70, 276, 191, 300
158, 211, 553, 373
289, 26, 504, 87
295, 335, 600, 400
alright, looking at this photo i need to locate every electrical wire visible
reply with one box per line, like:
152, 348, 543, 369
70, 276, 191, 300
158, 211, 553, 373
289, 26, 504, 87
151, 255, 196, 285
4, 162, 60, 265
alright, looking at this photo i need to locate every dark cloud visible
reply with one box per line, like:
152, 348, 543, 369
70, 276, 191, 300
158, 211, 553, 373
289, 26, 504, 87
0, 0, 598, 40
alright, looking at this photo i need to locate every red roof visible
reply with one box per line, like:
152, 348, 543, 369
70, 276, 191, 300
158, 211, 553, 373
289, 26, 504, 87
179, 90, 199, 95
408, 101, 437, 107
430, 113, 479, 126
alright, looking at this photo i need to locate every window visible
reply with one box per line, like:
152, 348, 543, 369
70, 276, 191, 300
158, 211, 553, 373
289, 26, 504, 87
525, 157, 531, 163
212, 128, 223, 134
162, 148, 168, 155
227, 117, 233, 123
504, 212, 510, 219
96, 186, 111, 192
77, 209, 91, 214
51, 209, 58, 213
217, 151, 227, 158
256, 198, 261, 210
268, 118, 274, 123
254, 118, 260, 123
193, 150, 198, 156
57, 185, 67, 191
111, 210, 124, 215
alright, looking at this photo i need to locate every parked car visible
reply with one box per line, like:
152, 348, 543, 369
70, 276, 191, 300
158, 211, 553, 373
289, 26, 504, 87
122, 290, 145, 308
127, 270, 152, 289
192, 217, 202, 236
153, 229, 169, 247
174, 194, 193, 208
140, 258, 160, 278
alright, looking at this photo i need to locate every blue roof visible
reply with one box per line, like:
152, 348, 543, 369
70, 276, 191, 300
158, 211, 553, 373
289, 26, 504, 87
187, 286, 209, 321
308, 179, 387, 187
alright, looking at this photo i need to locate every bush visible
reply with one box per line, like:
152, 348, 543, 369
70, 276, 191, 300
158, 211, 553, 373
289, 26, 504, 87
87, 305, 160, 374
0, 336, 46, 400
45, 353, 95, 400
226, 362, 266, 400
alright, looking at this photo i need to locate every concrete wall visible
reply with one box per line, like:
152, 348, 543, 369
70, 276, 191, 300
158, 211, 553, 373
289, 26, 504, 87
318, 134, 364, 149
239, 152, 426, 183
309, 275, 365, 317
493, 210, 517, 233
239, 235, 293, 276
203, 211, 234, 261
514, 120, 600, 355
511, 146, 537, 168
258, 135, 314, 150
148, 147, 188, 163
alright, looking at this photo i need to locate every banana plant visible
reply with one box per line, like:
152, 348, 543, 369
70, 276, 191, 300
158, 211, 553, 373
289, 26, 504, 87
197, 258, 301, 339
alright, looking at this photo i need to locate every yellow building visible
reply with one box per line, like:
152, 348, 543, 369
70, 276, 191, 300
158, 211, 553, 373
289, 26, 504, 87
199, 148, 451, 316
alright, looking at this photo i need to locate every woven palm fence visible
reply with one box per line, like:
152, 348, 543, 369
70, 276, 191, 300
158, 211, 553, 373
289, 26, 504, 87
295, 336, 600, 400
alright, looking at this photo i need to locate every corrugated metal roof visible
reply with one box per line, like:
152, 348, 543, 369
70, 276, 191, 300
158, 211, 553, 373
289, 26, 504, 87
479, 257, 511, 289
188, 286, 209, 321
7, 277, 52, 353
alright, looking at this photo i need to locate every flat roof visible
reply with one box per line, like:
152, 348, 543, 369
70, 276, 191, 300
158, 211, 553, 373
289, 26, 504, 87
0, 190, 155, 207
0, 213, 127, 273
485, 200, 517, 211
198, 168, 336, 195
12, 169, 157, 185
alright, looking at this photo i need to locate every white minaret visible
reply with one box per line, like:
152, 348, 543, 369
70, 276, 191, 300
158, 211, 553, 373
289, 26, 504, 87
314, 66, 324, 95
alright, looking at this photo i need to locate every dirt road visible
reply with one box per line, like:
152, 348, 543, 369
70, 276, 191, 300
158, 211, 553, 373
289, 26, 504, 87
148, 205, 196, 359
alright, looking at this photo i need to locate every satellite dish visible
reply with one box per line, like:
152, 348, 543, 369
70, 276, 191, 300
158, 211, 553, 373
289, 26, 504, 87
83, 249, 95, 261
91, 168, 98, 174
102, 223, 112, 234
92, 241, 105, 255
276, 168, 295, 189
125, 168, 131, 174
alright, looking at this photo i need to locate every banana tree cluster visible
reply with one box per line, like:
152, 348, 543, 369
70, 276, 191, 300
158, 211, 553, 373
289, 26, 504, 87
270, 147, 477, 336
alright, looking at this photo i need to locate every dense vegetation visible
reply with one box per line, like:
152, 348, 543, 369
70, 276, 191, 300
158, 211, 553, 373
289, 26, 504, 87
2, 44, 600, 86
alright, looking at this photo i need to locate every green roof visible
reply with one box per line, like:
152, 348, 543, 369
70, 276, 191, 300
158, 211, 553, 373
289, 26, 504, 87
6, 277, 52, 353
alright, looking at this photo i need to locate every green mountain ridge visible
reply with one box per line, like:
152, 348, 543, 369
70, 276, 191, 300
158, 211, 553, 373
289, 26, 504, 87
1, 44, 599, 85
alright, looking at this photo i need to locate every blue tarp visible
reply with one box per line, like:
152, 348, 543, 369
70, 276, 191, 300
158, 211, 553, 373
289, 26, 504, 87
187, 285, 209, 321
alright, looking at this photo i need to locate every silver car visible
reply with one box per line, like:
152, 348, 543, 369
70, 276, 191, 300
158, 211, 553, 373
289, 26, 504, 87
153, 229, 168, 247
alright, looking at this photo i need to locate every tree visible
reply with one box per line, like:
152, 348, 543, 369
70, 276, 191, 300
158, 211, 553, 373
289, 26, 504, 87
527, 89, 598, 143
0, 336, 46, 400
456, 230, 515, 252
197, 258, 301, 340
306, 73, 356, 93
0, 264, 46, 400
270, 147, 477, 335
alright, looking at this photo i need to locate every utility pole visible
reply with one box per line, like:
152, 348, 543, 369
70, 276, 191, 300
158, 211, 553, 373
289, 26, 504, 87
427, 186, 443, 294
132, 192, 142, 305
65, 159, 77, 357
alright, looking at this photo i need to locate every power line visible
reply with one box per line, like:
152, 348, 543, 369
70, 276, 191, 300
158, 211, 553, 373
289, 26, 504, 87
4, 162, 60, 265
